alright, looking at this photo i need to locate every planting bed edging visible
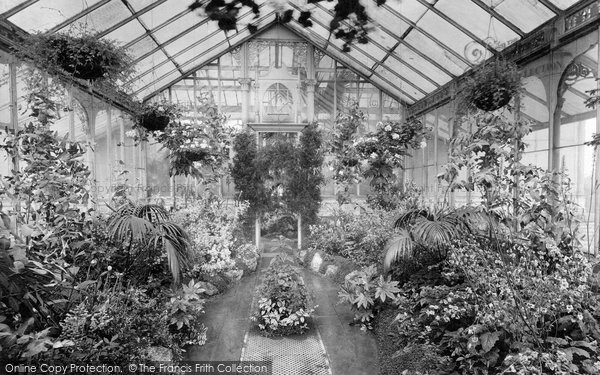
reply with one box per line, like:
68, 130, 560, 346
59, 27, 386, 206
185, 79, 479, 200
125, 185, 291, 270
297, 249, 360, 284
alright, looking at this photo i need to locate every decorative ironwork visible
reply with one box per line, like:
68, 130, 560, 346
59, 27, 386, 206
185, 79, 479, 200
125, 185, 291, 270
563, 61, 596, 85
248, 40, 308, 68
263, 83, 294, 122
230, 46, 242, 66
464, 37, 519, 64
313, 49, 326, 69
503, 27, 549, 61
565, 1, 599, 32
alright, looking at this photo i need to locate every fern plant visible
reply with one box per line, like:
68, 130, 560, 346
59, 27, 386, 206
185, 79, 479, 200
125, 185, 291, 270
106, 202, 191, 284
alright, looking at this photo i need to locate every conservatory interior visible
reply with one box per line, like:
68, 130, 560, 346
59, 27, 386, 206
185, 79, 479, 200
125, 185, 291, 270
1, 0, 600, 374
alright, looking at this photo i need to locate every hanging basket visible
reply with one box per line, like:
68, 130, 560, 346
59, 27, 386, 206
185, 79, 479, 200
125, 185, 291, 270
181, 149, 210, 162
463, 58, 521, 113
472, 81, 513, 111
45, 36, 121, 81
138, 112, 171, 132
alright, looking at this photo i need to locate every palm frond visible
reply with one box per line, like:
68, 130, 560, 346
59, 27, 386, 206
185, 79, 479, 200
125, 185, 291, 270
133, 204, 169, 224
157, 222, 191, 283
411, 216, 458, 248
394, 209, 429, 229
383, 229, 415, 272
107, 214, 155, 244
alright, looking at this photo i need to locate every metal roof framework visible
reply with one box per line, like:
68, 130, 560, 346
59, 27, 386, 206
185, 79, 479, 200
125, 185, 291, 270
0, 0, 582, 106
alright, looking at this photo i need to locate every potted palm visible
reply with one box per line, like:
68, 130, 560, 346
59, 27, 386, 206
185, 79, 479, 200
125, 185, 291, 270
462, 58, 521, 112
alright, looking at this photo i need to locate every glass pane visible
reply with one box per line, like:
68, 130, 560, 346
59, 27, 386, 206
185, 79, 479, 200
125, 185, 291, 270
67, 1, 131, 34
557, 145, 595, 252
8, 0, 104, 32
152, 12, 199, 42
374, 66, 424, 102
521, 76, 549, 154
404, 30, 469, 76
128, 36, 160, 61
547, 0, 580, 9
437, 0, 520, 50
485, 0, 555, 33
102, 20, 147, 44
0, 0, 31, 14
417, 11, 486, 64
387, 0, 428, 23
391, 47, 453, 85
138, 0, 186, 28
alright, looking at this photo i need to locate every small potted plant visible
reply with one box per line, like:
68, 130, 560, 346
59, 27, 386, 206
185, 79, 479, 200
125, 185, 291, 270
17, 31, 133, 83
462, 58, 521, 112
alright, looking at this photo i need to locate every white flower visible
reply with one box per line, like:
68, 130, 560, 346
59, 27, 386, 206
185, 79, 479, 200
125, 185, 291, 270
384, 125, 392, 132
392, 133, 400, 140
370, 152, 378, 159
566, 304, 573, 313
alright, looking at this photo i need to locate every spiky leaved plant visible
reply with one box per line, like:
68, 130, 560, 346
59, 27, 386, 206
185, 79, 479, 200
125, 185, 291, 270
107, 202, 191, 284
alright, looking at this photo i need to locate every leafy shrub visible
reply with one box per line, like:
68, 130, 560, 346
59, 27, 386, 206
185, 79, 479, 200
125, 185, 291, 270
172, 191, 248, 276
338, 265, 401, 330
251, 255, 314, 336
166, 280, 207, 347
46, 287, 177, 365
232, 243, 259, 273
388, 236, 600, 375
308, 208, 398, 267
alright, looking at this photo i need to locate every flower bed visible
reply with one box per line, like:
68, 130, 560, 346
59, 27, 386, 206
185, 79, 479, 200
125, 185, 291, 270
251, 255, 315, 336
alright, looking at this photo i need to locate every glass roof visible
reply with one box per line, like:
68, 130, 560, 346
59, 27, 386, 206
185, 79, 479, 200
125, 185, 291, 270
0, 0, 579, 105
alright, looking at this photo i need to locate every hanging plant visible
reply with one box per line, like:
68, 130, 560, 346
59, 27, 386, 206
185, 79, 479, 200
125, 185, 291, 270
135, 101, 180, 132
461, 58, 521, 112
130, 102, 233, 177
15, 31, 134, 84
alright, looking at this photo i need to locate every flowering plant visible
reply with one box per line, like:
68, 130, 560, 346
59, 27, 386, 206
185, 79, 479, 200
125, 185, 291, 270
172, 191, 248, 275
356, 118, 430, 193
327, 104, 365, 204
130, 102, 233, 177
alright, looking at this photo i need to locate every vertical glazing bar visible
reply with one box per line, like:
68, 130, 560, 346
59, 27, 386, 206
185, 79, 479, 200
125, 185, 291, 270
106, 105, 112, 201
595, 33, 600, 256
8, 62, 20, 216
169, 87, 176, 210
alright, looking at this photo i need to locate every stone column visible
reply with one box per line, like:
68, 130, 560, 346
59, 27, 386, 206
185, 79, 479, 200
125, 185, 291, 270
239, 78, 252, 124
